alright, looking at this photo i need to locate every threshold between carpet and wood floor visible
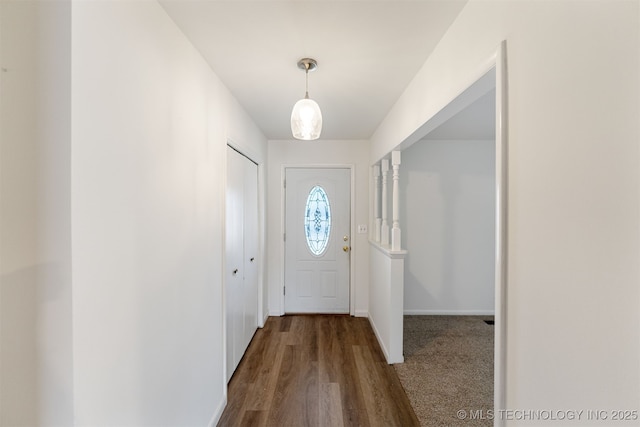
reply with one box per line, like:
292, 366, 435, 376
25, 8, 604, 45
218, 314, 493, 427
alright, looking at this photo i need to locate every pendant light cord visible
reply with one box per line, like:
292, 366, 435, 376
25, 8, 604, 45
305, 67, 309, 99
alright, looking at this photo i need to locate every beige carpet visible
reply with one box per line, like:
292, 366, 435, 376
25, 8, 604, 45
394, 315, 494, 427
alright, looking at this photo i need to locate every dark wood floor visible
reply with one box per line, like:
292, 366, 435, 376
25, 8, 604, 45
218, 315, 420, 427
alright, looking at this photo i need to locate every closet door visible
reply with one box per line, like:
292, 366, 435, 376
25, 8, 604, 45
226, 147, 245, 382
225, 146, 259, 382
242, 160, 259, 352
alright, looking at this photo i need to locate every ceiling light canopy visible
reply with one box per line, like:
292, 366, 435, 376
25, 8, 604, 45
291, 58, 322, 140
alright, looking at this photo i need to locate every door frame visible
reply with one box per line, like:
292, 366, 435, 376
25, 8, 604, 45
384, 41, 508, 424
224, 139, 266, 322
223, 140, 266, 385
280, 164, 356, 316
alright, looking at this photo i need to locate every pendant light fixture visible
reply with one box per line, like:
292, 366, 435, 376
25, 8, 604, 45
291, 58, 322, 140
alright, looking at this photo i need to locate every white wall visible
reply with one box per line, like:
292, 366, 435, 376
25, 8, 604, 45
368, 244, 405, 363
0, 1, 73, 425
267, 140, 370, 316
71, 1, 266, 426
1, 1, 265, 424
401, 139, 495, 315
371, 0, 639, 421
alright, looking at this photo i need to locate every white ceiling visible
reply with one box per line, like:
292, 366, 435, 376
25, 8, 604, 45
159, 0, 469, 140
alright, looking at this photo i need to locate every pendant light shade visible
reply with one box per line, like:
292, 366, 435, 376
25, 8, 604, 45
291, 58, 322, 140
291, 97, 322, 140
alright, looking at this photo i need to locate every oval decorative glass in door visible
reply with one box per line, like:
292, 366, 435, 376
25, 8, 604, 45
304, 185, 332, 256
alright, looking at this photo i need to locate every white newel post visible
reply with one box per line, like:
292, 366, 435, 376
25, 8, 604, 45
373, 164, 382, 242
380, 158, 390, 246
391, 151, 401, 251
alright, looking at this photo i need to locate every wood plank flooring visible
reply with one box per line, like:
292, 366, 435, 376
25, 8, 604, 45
218, 315, 420, 427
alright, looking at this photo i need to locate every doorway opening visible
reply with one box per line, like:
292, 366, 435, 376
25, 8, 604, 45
392, 42, 508, 421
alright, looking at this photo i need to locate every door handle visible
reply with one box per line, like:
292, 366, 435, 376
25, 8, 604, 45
250, 257, 255, 262
233, 268, 239, 275
343, 246, 350, 252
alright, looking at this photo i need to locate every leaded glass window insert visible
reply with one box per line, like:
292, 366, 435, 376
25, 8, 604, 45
304, 185, 331, 256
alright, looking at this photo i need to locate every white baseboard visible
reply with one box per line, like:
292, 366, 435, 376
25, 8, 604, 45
260, 312, 269, 327
208, 395, 227, 427
367, 315, 391, 362
354, 310, 368, 318
404, 309, 495, 316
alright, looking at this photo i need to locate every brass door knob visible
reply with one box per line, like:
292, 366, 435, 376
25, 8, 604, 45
343, 246, 350, 252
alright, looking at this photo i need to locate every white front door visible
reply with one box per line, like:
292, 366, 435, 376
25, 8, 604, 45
284, 168, 351, 313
